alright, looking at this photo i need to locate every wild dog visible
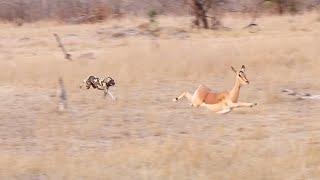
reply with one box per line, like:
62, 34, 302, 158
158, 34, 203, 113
80, 75, 116, 100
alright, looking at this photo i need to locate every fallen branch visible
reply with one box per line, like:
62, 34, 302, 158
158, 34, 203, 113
53, 33, 72, 60
243, 23, 260, 33
243, 23, 258, 29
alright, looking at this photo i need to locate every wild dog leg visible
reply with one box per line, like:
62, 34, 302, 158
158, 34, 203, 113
103, 87, 116, 101
107, 91, 116, 101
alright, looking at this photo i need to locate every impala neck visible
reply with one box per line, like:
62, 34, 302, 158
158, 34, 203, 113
229, 77, 241, 102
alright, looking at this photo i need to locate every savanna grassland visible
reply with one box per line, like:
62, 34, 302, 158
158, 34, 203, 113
0, 13, 320, 179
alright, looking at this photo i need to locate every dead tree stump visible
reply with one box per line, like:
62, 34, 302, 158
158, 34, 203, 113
188, 0, 210, 29
57, 77, 68, 112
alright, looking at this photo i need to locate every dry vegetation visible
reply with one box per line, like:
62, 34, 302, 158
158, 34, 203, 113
0, 12, 320, 179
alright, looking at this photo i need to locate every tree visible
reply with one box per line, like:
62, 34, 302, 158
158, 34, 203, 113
264, 0, 300, 14
187, 0, 211, 29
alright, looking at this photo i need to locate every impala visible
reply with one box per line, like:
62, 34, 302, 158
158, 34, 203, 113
173, 65, 257, 114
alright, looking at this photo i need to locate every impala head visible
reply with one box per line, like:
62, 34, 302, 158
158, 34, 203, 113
231, 65, 249, 85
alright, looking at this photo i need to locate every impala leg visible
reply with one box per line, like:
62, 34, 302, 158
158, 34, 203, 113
173, 91, 192, 102
204, 103, 223, 111
216, 106, 231, 114
173, 91, 195, 106
229, 102, 257, 108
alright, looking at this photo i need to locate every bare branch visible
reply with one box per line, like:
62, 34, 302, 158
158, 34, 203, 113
53, 33, 72, 61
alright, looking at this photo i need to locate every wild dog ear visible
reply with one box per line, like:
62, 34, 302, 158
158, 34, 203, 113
241, 65, 246, 72
231, 66, 237, 74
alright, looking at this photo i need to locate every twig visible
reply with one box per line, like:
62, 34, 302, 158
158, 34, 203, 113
282, 89, 320, 100
53, 33, 72, 60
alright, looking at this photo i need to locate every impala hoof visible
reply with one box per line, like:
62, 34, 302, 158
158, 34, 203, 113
173, 97, 178, 102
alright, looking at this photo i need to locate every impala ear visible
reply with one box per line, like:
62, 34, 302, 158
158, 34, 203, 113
241, 65, 246, 72
231, 66, 237, 74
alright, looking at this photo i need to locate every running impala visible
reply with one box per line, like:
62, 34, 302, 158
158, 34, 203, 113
173, 65, 257, 114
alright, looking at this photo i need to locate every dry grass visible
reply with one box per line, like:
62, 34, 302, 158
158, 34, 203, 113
0, 13, 320, 179
1, 139, 320, 179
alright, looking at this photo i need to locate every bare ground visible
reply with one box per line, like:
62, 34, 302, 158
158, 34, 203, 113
0, 14, 320, 179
